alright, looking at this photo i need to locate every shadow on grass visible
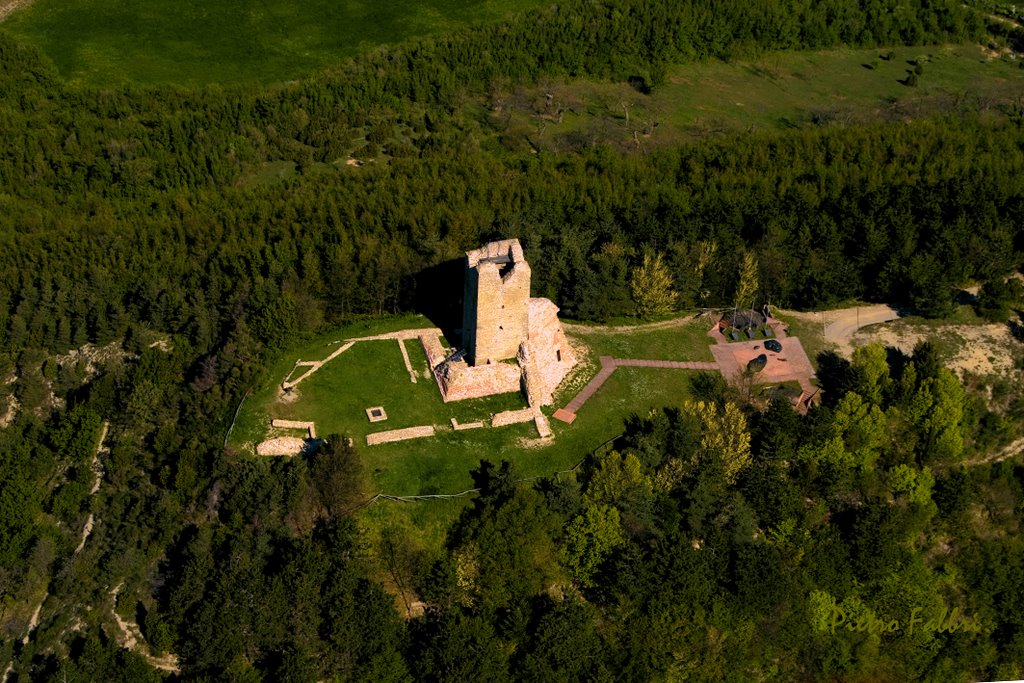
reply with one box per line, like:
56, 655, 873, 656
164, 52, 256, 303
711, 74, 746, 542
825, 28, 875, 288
411, 258, 464, 345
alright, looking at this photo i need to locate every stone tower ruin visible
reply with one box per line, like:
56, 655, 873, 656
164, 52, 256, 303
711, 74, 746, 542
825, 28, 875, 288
420, 238, 576, 408
462, 239, 531, 366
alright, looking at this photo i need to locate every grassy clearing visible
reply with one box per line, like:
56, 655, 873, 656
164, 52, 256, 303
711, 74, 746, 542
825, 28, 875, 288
356, 364, 697, 550
565, 317, 716, 362
499, 45, 1024, 151
773, 311, 832, 370
2, 0, 548, 86
228, 313, 440, 451
234, 315, 704, 498
851, 313, 1024, 380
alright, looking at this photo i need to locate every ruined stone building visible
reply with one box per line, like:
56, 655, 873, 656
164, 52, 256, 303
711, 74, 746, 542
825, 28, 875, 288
420, 239, 575, 407
462, 240, 531, 366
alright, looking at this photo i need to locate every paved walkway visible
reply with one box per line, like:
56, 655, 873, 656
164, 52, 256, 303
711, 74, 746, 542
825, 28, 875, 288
778, 305, 899, 357
614, 359, 719, 370
555, 317, 820, 423
561, 357, 618, 417
556, 356, 721, 422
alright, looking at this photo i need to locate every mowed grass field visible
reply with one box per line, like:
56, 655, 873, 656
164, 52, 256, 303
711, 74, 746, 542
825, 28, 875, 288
232, 312, 830, 550
1, 0, 547, 85
230, 314, 707, 499
565, 317, 716, 362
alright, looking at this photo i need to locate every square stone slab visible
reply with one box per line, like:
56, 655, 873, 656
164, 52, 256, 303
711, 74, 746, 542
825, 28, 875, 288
366, 406, 388, 422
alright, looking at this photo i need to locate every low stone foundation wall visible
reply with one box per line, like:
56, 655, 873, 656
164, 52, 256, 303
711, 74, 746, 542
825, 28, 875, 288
366, 425, 435, 446
270, 419, 317, 438
491, 408, 536, 427
451, 418, 485, 431
256, 437, 308, 456
534, 413, 552, 438
435, 359, 521, 402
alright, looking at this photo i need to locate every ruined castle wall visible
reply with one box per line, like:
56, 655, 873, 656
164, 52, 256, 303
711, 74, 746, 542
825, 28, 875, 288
435, 358, 522, 402
461, 266, 480, 357
471, 261, 530, 364
463, 239, 531, 366
522, 298, 576, 406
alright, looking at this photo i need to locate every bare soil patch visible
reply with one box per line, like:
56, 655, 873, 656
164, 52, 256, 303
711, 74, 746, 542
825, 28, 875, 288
0, 0, 33, 22
0, 394, 19, 428
852, 322, 1018, 378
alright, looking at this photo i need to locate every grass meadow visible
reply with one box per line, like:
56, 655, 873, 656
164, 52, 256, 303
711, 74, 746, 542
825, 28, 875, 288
2, 0, 547, 85
565, 317, 717, 362
504, 45, 1024, 150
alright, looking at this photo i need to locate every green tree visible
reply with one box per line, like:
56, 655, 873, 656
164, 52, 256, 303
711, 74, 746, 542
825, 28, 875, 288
631, 251, 678, 318
309, 435, 367, 519
887, 464, 935, 505
672, 239, 718, 307
584, 451, 652, 507
850, 342, 890, 406
517, 597, 609, 682
561, 503, 626, 587
734, 251, 760, 311
977, 277, 1023, 322
832, 391, 888, 471
907, 369, 965, 464
687, 400, 752, 484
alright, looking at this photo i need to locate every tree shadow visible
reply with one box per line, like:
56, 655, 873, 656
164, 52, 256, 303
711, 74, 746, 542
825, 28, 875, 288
815, 350, 854, 407
884, 345, 911, 379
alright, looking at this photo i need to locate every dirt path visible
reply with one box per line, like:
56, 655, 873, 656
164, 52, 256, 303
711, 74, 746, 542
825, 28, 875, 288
5, 421, 109, 679
779, 304, 900, 357
282, 327, 440, 390
109, 584, 181, 674
90, 421, 108, 494
0, 0, 32, 23
564, 315, 707, 335
971, 436, 1024, 466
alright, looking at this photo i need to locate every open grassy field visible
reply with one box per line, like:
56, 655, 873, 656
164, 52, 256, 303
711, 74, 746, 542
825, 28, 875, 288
564, 316, 716, 362
500, 44, 1024, 151
231, 315, 705, 493
1, 0, 547, 85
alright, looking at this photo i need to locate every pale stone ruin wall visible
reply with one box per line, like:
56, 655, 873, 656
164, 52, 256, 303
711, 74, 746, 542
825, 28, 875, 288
463, 239, 531, 365
425, 238, 577, 407
434, 357, 522, 402
366, 425, 435, 446
256, 436, 307, 456
520, 298, 576, 406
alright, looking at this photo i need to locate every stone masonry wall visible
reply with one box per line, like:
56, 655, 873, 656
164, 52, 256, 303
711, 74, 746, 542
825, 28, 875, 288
521, 298, 576, 406
434, 357, 522, 402
463, 239, 530, 365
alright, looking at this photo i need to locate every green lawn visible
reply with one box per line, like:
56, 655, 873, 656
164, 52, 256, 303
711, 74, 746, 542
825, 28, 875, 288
772, 312, 832, 370
565, 317, 716, 362
233, 315, 704, 495
355, 364, 698, 549
228, 314, 730, 550
2, 0, 548, 86
656, 44, 1024, 132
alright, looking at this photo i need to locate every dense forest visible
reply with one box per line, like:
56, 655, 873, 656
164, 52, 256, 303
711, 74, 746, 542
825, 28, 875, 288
2, 0, 1024, 679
